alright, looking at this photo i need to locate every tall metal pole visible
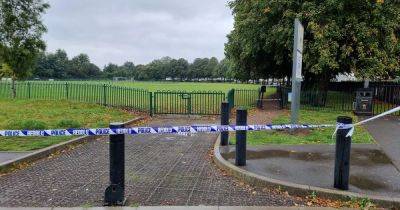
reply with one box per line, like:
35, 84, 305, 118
290, 18, 304, 124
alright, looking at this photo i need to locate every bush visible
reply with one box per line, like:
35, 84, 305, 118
56, 119, 82, 129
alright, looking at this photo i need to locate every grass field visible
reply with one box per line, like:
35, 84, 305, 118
244, 109, 374, 145
0, 99, 134, 151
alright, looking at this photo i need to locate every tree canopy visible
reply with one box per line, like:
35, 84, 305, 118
225, 0, 400, 85
30, 49, 233, 81
0, 0, 49, 79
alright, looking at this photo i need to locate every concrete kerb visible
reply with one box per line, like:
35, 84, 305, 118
0, 116, 146, 173
212, 134, 400, 209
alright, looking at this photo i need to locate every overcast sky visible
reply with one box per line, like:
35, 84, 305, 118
43, 0, 234, 67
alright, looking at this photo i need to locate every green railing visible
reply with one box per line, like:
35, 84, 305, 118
234, 88, 260, 108
153, 91, 226, 115
0, 82, 150, 112
0, 81, 263, 115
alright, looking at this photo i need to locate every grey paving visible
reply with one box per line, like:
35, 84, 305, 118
363, 116, 400, 170
0, 152, 32, 164
0, 117, 303, 207
0, 207, 352, 210
222, 144, 400, 198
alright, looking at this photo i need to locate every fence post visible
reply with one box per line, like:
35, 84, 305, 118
257, 85, 266, 109
235, 108, 247, 166
334, 116, 352, 190
104, 122, 125, 206
27, 82, 31, 99
65, 82, 69, 99
187, 94, 192, 115
149, 92, 154, 117
220, 101, 230, 146
227, 89, 235, 110
103, 84, 107, 106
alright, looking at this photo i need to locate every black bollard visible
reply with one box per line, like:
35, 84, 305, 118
220, 102, 230, 146
334, 116, 352, 190
104, 123, 125, 206
235, 108, 247, 166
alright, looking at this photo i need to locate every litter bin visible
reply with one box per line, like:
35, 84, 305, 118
354, 88, 373, 116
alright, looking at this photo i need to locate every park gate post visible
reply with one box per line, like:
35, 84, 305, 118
257, 85, 266, 109
104, 122, 125, 206
220, 101, 230, 146
235, 108, 247, 166
227, 89, 235, 111
334, 116, 352, 190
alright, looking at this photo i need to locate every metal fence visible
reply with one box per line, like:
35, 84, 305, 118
0, 82, 264, 116
0, 82, 150, 111
233, 89, 260, 108
279, 85, 400, 116
153, 91, 226, 115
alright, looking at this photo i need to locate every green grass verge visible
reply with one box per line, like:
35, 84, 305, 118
245, 109, 374, 145
0, 99, 134, 151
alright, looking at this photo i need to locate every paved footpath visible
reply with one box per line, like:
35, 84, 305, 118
0, 117, 303, 207
0, 151, 32, 164
0, 207, 350, 210
363, 116, 400, 171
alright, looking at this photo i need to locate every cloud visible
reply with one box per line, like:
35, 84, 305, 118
43, 0, 233, 67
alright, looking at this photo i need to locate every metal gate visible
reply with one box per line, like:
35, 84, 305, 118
153, 91, 225, 115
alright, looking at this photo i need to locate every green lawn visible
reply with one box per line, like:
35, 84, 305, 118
0, 99, 134, 151
245, 109, 374, 145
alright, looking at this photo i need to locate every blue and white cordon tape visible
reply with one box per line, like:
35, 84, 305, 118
0, 106, 398, 138
0, 124, 334, 137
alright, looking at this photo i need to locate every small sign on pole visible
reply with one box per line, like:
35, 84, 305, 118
291, 18, 304, 124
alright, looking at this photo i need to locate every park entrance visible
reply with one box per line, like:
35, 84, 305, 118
153, 91, 226, 115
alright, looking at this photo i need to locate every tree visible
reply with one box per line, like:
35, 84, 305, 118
146, 57, 172, 80
169, 58, 189, 81
214, 58, 233, 81
103, 63, 120, 79
189, 58, 210, 80
68, 54, 100, 79
52, 49, 69, 79
207, 57, 219, 79
121, 61, 135, 78
226, 0, 400, 87
32, 49, 69, 79
32, 52, 54, 78
0, 0, 49, 97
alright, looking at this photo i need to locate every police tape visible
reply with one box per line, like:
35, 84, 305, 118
333, 106, 400, 137
0, 124, 336, 137
1, 106, 398, 138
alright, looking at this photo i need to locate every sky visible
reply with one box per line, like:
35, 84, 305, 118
42, 0, 234, 67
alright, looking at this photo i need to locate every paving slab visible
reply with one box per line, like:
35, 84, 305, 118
221, 144, 400, 198
0, 152, 32, 164
362, 116, 400, 170
0, 207, 358, 210
0, 117, 304, 207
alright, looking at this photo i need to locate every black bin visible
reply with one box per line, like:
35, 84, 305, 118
354, 88, 373, 116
